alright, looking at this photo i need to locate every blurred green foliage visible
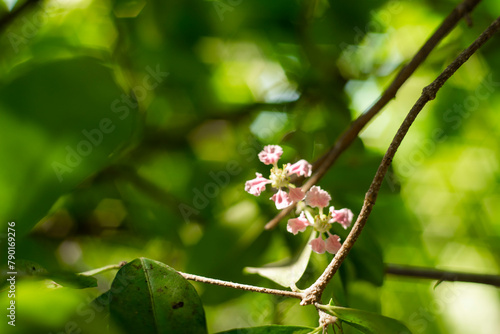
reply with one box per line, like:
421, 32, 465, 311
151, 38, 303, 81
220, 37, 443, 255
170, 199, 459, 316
0, 0, 500, 333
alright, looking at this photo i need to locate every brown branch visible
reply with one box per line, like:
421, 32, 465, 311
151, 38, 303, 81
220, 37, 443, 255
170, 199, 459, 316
385, 264, 500, 287
300, 15, 500, 306
178, 271, 303, 300
0, 0, 41, 33
265, 0, 482, 230
176, 261, 500, 304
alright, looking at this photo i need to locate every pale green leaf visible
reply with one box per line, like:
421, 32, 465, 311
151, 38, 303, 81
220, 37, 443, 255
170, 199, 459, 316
244, 231, 316, 288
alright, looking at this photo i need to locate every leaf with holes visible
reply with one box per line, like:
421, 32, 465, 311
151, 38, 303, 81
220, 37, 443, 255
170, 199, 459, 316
0, 259, 97, 289
109, 258, 207, 334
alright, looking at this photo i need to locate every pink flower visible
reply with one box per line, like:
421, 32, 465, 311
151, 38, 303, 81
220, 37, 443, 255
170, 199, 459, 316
305, 186, 331, 208
270, 189, 293, 209
258, 145, 283, 165
329, 207, 354, 229
288, 187, 305, 202
325, 234, 342, 254
286, 159, 312, 177
244, 173, 272, 196
310, 234, 342, 254
287, 212, 310, 235
310, 236, 326, 254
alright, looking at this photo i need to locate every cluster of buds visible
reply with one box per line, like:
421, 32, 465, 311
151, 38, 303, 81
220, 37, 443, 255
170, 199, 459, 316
245, 145, 354, 254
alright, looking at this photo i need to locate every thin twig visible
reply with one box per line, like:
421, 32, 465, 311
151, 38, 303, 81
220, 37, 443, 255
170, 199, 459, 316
385, 264, 500, 287
300, 15, 500, 306
265, 0, 482, 230
178, 271, 303, 299
79, 261, 127, 277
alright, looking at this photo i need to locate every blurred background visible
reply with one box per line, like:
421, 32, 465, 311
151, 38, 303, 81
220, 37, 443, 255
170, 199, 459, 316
0, 0, 500, 333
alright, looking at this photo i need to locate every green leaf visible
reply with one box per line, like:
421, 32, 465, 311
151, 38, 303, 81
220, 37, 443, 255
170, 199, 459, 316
48, 272, 98, 289
1, 259, 47, 291
1, 259, 97, 289
10, 259, 48, 276
215, 325, 317, 334
109, 257, 207, 334
319, 305, 412, 334
244, 231, 316, 288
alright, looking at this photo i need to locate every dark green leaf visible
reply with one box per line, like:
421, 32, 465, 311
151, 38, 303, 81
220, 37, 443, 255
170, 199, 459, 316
319, 305, 411, 334
1, 259, 97, 289
49, 272, 98, 289
109, 258, 207, 334
11, 259, 48, 276
215, 325, 316, 334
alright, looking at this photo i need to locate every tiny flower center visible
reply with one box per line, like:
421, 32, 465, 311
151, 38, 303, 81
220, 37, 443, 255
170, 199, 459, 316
314, 214, 330, 233
270, 166, 290, 189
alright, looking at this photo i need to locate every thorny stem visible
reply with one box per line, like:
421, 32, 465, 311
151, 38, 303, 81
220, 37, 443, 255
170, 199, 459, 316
265, 0, 482, 230
300, 15, 500, 306
177, 271, 303, 300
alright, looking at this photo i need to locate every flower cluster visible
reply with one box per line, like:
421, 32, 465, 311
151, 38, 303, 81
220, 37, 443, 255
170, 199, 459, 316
245, 145, 312, 209
245, 145, 354, 254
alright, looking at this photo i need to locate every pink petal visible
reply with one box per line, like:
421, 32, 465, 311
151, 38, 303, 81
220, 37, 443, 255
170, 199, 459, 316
288, 187, 305, 202
286, 159, 312, 177
270, 189, 293, 209
258, 145, 283, 165
310, 236, 326, 254
329, 207, 354, 229
286, 212, 310, 235
305, 186, 331, 208
325, 234, 342, 254
244, 173, 271, 196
